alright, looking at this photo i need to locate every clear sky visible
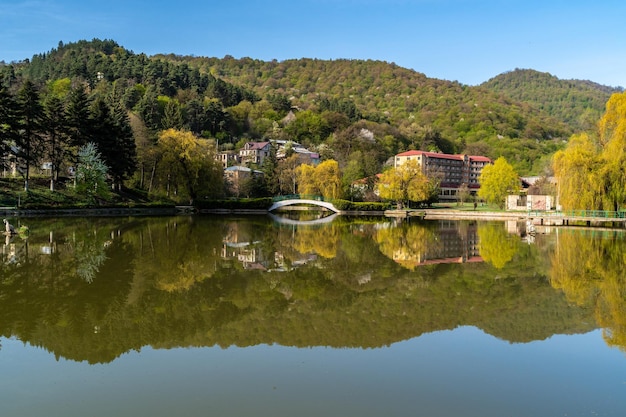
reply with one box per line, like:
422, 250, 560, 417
1, 0, 624, 87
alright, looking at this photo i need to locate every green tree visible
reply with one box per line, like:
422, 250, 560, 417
161, 98, 184, 130
0, 81, 18, 157
260, 144, 279, 195
109, 101, 137, 189
478, 157, 519, 208
284, 110, 330, 146
15, 79, 45, 191
277, 154, 300, 195
66, 84, 93, 150
47, 78, 72, 99
75, 142, 109, 202
90, 98, 137, 190
42, 95, 69, 191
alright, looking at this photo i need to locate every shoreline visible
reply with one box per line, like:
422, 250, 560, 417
2, 206, 625, 229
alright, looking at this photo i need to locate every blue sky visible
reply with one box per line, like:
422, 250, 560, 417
1, 0, 624, 87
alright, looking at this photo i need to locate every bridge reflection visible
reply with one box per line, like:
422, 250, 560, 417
268, 212, 339, 226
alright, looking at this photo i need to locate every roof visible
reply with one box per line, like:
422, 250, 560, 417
245, 141, 270, 150
395, 150, 491, 163
225, 166, 252, 172
224, 166, 264, 175
521, 176, 557, 185
352, 173, 382, 185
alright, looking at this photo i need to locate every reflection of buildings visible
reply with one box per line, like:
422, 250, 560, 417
391, 221, 482, 267
221, 222, 269, 270
221, 222, 316, 272
222, 242, 270, 270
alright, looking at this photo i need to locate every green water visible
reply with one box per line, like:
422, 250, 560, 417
0, 215, 624, 416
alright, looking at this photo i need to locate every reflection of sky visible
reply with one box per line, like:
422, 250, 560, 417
1, 327, 625, 417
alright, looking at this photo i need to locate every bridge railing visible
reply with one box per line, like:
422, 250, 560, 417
272, 194, 326, 202
527, 210, 626, 219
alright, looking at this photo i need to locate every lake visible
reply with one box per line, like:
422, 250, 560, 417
0, 215, 625, 417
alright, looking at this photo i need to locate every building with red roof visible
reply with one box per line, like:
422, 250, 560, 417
394, 150, 492, 201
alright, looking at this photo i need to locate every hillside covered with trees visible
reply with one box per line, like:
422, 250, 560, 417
0, 39, 619, 204
481, 68, 622, 132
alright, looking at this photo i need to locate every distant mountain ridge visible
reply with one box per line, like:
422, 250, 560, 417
1, 39, 621, 176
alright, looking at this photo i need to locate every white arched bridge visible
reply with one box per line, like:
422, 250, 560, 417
268, 195, 340, 213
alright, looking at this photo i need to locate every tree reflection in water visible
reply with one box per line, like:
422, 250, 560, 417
0, 215, 622, 363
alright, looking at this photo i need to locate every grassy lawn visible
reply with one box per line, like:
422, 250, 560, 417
0, 177, 174, 209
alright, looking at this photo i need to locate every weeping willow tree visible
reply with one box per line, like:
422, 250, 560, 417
552, 133, 603, 210
598, 92, 626, 211
554, 91, 626, 211
375, 160, 434, 208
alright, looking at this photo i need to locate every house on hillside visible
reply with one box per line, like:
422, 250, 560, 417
274, 140, 320, 165
240, 141, 271, 166
224, 165, 264, 197
216, 151, 240, 169
351, 174, 382, 199
394, 150, 492, 201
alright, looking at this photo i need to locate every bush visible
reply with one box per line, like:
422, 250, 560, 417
195, 198, 273, 210
331, 199, 391, 211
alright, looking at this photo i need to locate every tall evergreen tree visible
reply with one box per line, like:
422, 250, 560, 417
0, 81, 19, 160
16, 80, 44, 191
66, 84, 93, 149
260, 144, 279, 195
110, 101, 137, 189
162, 99, 184, 130
42, 95, 69, 190
134, 86, 161, 130
90, 98, 137, 190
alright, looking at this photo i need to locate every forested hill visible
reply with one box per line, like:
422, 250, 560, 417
1, 39, 619, 177
481, 68, 623, 132
153, 53, 577, 174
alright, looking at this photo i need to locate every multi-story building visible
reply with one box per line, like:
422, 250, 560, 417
239, 141, 272, 166
216, 151, 240, 169
394, 150, 492, 200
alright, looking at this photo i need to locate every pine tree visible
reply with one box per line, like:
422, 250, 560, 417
110, 101, 137, 189
66, 84, 93, 149
16, 80, 44, 191
0, 81, 19, 158
42, 95, 69, 190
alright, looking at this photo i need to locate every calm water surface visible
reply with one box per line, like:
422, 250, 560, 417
0, 215, 625, 417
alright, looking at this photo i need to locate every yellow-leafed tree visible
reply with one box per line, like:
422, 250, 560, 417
156, 128, 222, 203
552, 133, 603, 210
599, 92, 626, 211
477, 157, 519, 209
554, 91, 626, 211
295, 159, 342, 200
376, 160, 432, 207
